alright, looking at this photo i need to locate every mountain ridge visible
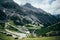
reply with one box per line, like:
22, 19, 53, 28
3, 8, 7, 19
0, 0, 58, 26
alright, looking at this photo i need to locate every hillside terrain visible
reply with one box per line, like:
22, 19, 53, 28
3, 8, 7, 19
0, 0, 60, 40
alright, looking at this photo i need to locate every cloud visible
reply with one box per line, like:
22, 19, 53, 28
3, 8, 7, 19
49, 0, 60, 14
13, 0, 60, 14
49, 0, 56, 4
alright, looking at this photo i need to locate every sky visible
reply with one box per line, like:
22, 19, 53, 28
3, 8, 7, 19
13, 0, 60, 15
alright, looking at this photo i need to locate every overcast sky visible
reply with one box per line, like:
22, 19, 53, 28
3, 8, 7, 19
13, 0, 60, 15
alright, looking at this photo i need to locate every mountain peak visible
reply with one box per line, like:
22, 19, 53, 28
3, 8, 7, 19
23, 3, 33, 8
25, 3, 31, 6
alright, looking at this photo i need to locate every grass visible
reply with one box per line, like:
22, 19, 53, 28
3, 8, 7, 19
0, 33, 60, 40
22, 36, 60, 40
0, 22, 60, 40
0, 25, 5, 32
35, 22, 60, 35
0, 23, 19, 40
0, 33, 19, 40
8, 20, 17, 27
0, 25, 60, 40
0, 33, 20, 40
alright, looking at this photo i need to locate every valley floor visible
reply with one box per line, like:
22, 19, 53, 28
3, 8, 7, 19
23, 37, 60, 40
0, 33, 60, 40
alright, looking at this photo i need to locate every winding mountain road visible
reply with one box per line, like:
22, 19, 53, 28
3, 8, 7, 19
4, 22, 30, 38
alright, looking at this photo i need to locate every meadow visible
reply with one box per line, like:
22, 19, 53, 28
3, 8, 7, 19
0, 33, 60, 40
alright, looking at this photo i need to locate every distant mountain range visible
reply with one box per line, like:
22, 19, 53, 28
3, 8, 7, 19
0, 0, 58, 26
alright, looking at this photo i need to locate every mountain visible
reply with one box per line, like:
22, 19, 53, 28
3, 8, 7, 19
0, 10, 6, 20
22, 3, 47, 13
55, 14, 60, 22
22, 3, 39, 12
35, 22, 60, 36
0, 0, 57, 26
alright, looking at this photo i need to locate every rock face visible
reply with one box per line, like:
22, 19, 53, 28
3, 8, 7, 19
0, 10, 6, 20
0, 0, 57, 26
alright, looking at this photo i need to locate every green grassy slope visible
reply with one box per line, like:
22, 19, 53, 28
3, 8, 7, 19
0, 33, 60, 40
0, 33, 19, 40
22, 37, 60, 40
35, 22, 60, 35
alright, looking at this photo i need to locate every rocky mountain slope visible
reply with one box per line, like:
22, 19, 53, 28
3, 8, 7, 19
55, 14, 60, 22
0, 0, 57, 26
